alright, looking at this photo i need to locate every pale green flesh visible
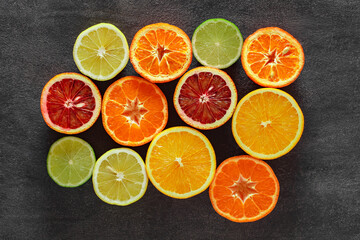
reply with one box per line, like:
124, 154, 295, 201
97, 152, 145, 201
47, 137, 95, 187
193, 19, 243, 68
93, 148, 148, 206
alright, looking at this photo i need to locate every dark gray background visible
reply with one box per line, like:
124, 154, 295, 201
1, 0, 359, 239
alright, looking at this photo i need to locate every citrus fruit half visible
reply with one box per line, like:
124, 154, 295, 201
47, 136, 96, 187
174, 67, 237, 130
146, 126, 216, 199
92, 148, 148, 206
73, 23, 129, 81
209, 155, 280, 222
130, 23, 192, 83
232, 88, 304, 160
241, 27, 305, 88
192, 18, 243, 69
40, 72, 101, 134
102, 76, 168, 146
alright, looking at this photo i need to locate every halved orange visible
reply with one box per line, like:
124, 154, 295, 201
40, 72, 101, 134
209, 155, 280, 222
146, 126, 216, 199
232, 88, 304, 160
241, 27, 305, 88
130, 23, 192, 83
102, 76, 168, 146
173, 67, 237, 130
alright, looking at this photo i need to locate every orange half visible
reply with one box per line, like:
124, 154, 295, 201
102, 76, 168, 146
146, 126, 216, 199
130, 23, 192, 83
241, 27, 305, 88
232, 88, 304, 159
209, 155, 280, 222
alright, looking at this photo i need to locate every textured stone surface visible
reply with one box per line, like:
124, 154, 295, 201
1, 0, 359, 239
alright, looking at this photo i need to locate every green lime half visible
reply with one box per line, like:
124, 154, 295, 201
47, 136, 96, 187
192, 18, 243, 69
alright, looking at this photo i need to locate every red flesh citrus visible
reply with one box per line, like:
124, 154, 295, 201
40, 72, 101, 134
173, 67, 237, 130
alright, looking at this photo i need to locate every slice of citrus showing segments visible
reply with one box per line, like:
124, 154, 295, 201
146, 126, 216, 199
92, 148, 148, 206
209, 155, 280, 222
130, 23, 192, 83
174, 67, 237, 130
47, 136, 96, 187
192, 18, 243, 69
232, 88, 304, 160
241, 27, 305, 88
73, 23, 129, 81
102, 76, 168, 146
40, 72, 101, 134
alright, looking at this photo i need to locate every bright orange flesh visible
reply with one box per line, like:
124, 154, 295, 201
209, 155, 279, 222
232, 88, 304, 160
241, 27, 304, 88
102, 76, 168, 146
146, 126, 216, 199
130, 23, 192, 83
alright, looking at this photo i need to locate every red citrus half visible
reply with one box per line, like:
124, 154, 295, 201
40, 72, 101, 134
173, 67, 237, 130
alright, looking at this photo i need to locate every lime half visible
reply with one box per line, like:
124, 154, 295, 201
92, 148, 148, 206
73, 23, 129, 81
47, 136, 96, 187
192, 18, 243, 69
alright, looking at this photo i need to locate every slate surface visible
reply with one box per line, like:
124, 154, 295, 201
1, 0, 359, 239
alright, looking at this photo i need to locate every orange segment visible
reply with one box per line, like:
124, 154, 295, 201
146, 126, 216, 199
232, 88, 304, 160
130, 23, 192, 83
241, 27, 305, 88
209, 155, 280, 222
102, 76, 168, 146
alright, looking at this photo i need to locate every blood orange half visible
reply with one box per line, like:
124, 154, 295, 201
173, 67, 237, 130
40, 73, 101, 134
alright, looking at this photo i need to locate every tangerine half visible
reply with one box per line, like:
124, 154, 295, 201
130, 23, 192, 83
102, 76, 168, 146
209, 155, 280, 222
241, 27, 305, 88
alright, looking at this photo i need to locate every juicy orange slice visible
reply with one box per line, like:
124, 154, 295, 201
232, 88, 304, 159
102, 76, 168, 146
241, 27, 305, 88
209, 155, 280, 222
146, 126, 216, 199
130, 23, 192, 83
